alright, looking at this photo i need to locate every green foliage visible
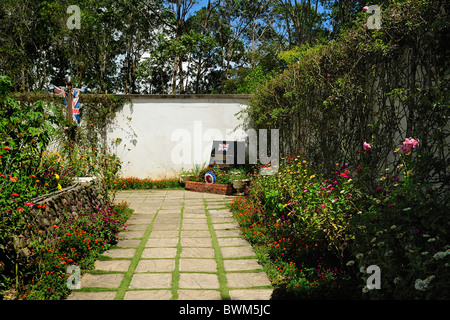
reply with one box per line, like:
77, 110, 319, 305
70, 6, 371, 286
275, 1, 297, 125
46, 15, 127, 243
242, 0, 450, 184
231, 136, 449, 299
349, 144, 450, 299
15, 201, 132, 300
236, 66, 278, 94
114, 177, 181, 190
0, 76, 131, 299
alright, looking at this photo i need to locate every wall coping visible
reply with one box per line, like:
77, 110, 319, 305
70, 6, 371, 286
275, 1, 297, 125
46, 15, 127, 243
114, 94, 253, 101
12, 93, 253, 102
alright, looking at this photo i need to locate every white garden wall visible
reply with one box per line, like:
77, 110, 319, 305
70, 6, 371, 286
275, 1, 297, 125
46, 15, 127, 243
107, 95, 251, 179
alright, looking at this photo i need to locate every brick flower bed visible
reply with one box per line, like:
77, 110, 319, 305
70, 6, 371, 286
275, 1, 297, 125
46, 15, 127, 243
185, 181, 233, 195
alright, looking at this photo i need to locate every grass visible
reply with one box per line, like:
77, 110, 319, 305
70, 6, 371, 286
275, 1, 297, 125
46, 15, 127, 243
113, 194, 161, 300
170, 196, 184, 300
203, 198, 231, 300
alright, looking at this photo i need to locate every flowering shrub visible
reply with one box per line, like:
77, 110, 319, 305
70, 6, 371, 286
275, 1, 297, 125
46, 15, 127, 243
114, 176, 181, 189
348, 138, 450, 299
230, 154, 361, 299
230, 136, 449, 299
0, 76, 133, 299
15, 201, 132, 300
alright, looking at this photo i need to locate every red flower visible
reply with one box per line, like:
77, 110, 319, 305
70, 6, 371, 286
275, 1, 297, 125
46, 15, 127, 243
11, 193, 19, 197
2, 146, 11, 151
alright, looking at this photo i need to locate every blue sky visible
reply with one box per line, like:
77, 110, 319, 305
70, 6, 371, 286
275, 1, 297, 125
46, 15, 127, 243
191, 0, 331, 30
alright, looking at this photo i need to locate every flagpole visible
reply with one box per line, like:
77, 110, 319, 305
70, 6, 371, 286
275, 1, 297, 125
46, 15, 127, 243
66, 78, 73, 123
65, 76, 74, 159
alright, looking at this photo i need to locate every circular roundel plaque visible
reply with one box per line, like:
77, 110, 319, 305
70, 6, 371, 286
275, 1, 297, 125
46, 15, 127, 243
205, 171, 216, 184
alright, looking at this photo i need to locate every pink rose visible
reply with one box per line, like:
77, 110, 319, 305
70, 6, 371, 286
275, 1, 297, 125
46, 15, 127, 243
400, 137, 418, 154
363, 142, 371, 151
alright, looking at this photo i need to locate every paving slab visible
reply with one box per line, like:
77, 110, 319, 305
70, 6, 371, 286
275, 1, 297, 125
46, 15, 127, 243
226, 273, 272, 288
179, 273, 220, 289
223, 259, 263, 271
124, 290, 172, 300
221, 246, 256, 258
116, 239, 141, 248
129, 273, 173, 289
136, 259, 175, 272
141, 247, 178, 259
217, 238, 248, 247
181, 238, 212, 247
177, 290, 222, 300
94, 260, 132, 272
66, 291, 117, 300
80, 273, 124, 288
66, 190, 273, 301
229, 289, 273, 300
179, 259, 217, 272
102, 248, 136, 259
180, 247, 215, 258
146, 238, 179, 247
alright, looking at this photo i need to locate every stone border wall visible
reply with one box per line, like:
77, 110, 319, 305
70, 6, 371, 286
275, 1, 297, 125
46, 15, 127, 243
13, 182, 107, 256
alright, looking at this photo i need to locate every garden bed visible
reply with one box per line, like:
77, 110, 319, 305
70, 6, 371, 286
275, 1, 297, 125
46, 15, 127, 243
185, 180, 233, 195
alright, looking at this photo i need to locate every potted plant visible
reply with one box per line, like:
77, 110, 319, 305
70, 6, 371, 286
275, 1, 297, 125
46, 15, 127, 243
179, 167, 194, 184
230, 169, 249, 193
179, 163, 206, 184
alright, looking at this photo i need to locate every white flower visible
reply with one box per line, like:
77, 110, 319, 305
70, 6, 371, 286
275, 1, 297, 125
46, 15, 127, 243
393, 277, 401, 284
362, 286, 371, 293
421, 251, 429, 256
384, 250, 393, 257
390, 225, 397, 230
414, 276, 435, 291
414, 279, 427, 291
356, 253, 364, 260
360, 266, 366, 273
433, 251, 447, 260
403, 207, 411, 211
346, 260, 355, 266
428, 238, 436, 242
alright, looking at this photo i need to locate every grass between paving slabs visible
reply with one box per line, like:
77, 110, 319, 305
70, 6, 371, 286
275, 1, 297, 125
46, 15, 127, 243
170, 197, 184, 300
203, 199, 231, 300
113, 198, 163, 300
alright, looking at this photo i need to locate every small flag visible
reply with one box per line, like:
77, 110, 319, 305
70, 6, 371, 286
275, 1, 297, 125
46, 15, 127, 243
72, 89, 81, 124
218, 144, 229, 152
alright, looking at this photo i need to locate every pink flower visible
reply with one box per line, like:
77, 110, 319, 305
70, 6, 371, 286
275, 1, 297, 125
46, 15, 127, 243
363, 142, 371, 151
400, 137, 419, 154
11, 193, 19, 197
362, 6, 369, 12
24, 202, 33, 207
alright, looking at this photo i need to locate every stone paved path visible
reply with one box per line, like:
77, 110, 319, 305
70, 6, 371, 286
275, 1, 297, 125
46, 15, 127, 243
66, 189, 273, 300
